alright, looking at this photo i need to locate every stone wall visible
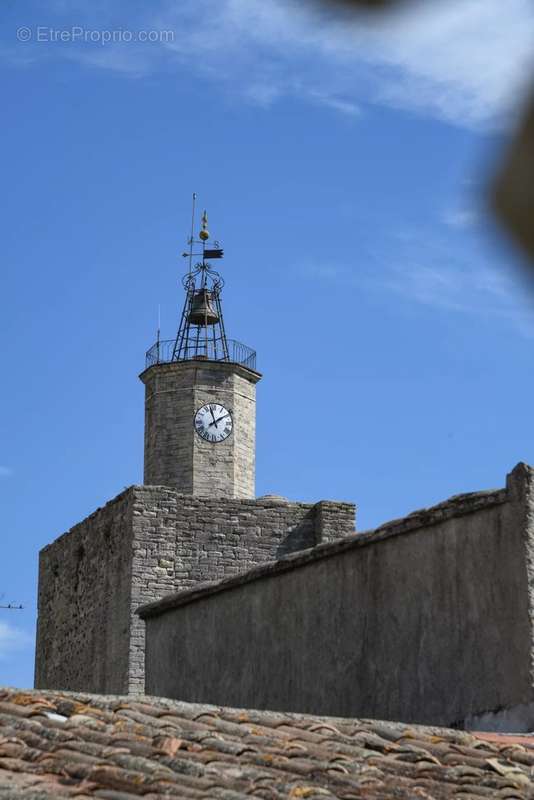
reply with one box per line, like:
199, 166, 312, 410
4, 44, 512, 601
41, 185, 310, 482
141, 464, 534, 730
140, 360, 261, 498
128, 490, 355, 692
141, 362, 195, 494
35, 490, 134, 694
36, 489, 355, 694
191, 366, 258, 499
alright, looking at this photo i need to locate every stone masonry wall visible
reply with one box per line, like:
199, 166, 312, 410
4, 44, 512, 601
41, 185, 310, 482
191, 368, 257, 499
35, 490, 134, 694
141, 363, 195, 493
35, 487, 356, 695
141, 464, 534, 728
127, 490, 356, 692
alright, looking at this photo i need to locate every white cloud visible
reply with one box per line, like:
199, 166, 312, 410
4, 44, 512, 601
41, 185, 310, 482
350, 0, 534, 126
150, 0, 534, 126
6, 0, 534, 128
0, 621, 31, 660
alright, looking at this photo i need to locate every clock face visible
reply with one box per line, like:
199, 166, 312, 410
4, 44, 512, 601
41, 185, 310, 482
194, 403, 233, 443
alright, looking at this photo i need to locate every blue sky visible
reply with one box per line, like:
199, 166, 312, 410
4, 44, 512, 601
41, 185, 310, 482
2, 0, 534, 688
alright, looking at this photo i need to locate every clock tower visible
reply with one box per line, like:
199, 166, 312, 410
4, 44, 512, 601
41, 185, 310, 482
140, 205, 261, 499
35, 199, 355, 696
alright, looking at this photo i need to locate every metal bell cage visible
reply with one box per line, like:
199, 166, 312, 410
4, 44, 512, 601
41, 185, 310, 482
145, 262, 257, 372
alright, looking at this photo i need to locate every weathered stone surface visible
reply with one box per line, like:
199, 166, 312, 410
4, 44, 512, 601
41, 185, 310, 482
35, 490, 356, 694
140, 360, 261, 499
35, 489, 134, 696
140, 464, 534, 730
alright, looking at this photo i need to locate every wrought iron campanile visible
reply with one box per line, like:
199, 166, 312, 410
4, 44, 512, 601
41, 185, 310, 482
140, 197, 261, 498
172, 208, 230, 363
145, 199, 256, 371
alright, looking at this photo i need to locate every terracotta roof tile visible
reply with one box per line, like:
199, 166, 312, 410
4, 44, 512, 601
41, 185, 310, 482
1, 688, 534, 798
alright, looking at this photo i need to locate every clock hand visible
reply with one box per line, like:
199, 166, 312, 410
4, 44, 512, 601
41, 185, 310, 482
209, 413, 230, 427
209, 406, 217, 424
208, 413, 230, 428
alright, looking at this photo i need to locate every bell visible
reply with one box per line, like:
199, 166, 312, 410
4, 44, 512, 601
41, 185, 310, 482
188, 289, 219, 326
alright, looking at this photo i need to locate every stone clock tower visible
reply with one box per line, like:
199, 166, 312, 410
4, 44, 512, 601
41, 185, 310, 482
140, 209, 261, 498
34, 201, 355, 696
141, 360, 260, 498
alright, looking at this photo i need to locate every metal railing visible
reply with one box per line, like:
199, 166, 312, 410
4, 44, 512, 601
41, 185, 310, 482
145, 338, 257, 371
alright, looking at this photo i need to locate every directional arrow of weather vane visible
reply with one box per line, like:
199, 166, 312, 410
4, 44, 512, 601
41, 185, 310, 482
316, 0, 534, 266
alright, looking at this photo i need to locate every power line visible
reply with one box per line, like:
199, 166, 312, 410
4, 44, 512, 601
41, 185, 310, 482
0, 595, 23, 610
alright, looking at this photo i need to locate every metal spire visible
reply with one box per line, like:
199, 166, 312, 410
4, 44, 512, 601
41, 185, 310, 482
172, 199, 229, 362
143, 196, 257, 373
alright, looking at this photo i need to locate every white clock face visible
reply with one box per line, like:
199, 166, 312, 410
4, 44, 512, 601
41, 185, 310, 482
194, 403, 233, 443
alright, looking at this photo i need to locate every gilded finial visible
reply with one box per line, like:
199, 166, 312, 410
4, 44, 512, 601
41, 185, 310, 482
199, 210, 210, 241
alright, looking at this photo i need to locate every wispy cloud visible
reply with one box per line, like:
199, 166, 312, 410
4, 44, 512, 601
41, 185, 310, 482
298, 220, 534, 338
157, 0, 534, 127
306, 90, 361, 117
5, 0, 534, 128
0, 621, 31, 660
442, 209, 480, 230
380, 223, 534, 336
383, 257, 534, 328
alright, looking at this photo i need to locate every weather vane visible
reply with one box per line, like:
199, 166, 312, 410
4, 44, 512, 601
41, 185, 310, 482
172, 194, 228, 363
